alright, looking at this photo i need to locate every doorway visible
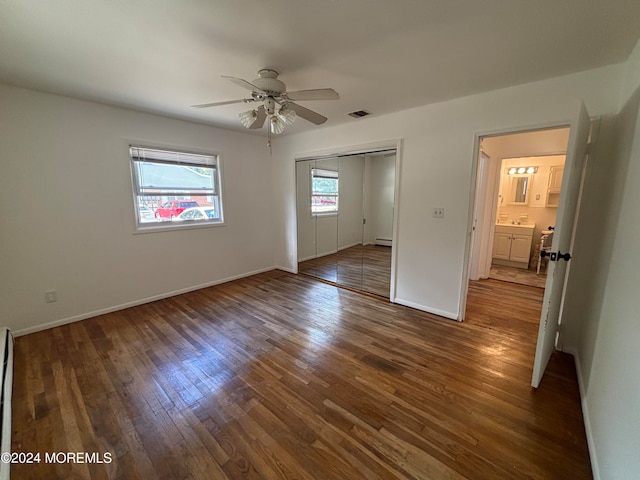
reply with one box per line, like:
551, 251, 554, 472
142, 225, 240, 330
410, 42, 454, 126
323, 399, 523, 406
295, 148, 397, 298
464, 104, 592, 388
469, 127, 571, 290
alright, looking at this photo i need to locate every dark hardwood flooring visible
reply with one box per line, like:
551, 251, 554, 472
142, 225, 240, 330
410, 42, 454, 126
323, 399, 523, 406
298, 244, 391, 297
11, 272, 591, 479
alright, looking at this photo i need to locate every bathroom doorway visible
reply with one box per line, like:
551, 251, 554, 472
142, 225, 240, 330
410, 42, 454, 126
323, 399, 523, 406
469, 127, 571, 290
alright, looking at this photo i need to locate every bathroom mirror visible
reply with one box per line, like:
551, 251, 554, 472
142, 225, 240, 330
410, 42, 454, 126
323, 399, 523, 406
507, 174, 532, 205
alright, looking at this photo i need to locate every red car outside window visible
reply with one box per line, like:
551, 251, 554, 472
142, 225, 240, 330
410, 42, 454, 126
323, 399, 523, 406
154, 200, 199, 219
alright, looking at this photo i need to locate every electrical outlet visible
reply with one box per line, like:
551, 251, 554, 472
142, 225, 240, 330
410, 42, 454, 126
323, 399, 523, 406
44, 290, 57, 303
432, 208, 445, 218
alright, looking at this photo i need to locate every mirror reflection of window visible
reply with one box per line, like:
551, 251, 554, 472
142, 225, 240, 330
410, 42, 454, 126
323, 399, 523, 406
508, 174, 531, 205
514, 177, 528, 203
311, 168, 339, 215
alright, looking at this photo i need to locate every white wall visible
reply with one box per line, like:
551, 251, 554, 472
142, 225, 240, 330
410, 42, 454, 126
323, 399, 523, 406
272, 64, 623, 318
337, 156, 365, 249
369, 154, 396, 244
586, 86, 640, 480
562, 81, 640, 479
363, 156, 374, 245
0, 84, 274, 335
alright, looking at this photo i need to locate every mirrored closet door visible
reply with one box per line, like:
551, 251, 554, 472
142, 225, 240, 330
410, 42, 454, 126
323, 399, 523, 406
295, 150, 396, 298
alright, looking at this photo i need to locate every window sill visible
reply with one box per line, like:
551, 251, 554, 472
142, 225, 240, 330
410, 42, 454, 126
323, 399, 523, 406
133, 221, 226, 234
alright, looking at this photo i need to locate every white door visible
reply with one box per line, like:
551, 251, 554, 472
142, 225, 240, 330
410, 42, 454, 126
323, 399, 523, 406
469, 151, 491, 280
531, 103, 591, 388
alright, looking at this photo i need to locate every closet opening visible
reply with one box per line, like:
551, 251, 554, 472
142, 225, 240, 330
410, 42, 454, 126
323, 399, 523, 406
295, 147, 398, 298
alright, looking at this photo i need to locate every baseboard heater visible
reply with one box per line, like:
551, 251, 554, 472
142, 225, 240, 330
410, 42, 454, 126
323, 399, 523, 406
0, 328, 13, 480
375, 238, 392, 247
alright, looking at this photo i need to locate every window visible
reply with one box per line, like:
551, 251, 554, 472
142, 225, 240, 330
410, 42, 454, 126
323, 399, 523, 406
130, 146, 223, 228
311, 168, 339, 215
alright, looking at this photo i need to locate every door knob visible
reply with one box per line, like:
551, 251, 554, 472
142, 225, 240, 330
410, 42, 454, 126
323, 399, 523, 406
557, 251, 572, 261
542, 250, 572, 261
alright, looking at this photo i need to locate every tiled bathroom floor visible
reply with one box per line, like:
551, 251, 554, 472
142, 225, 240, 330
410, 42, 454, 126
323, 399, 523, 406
490, 264, 548, 289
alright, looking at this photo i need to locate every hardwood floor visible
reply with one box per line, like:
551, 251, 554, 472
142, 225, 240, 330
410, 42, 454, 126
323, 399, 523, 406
298, 244, 392, 297
11, 272, 591, 479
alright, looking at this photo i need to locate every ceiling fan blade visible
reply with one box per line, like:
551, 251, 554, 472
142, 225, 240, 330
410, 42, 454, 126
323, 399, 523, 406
286, 88, 339, 101
287, 102, 327, 125
222, 75, 265, 92
249, 106, 267, 129
191, 98, 255, 108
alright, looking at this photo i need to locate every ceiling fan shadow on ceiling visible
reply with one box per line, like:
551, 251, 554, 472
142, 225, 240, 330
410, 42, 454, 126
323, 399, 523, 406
191, 69, 339, 136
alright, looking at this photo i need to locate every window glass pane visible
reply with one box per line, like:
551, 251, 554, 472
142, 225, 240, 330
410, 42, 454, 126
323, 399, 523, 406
130, 146, 223, 228
134, 161, 216, 195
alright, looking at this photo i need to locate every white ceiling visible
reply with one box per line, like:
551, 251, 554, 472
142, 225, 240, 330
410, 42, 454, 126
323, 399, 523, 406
1, 0, 639, 136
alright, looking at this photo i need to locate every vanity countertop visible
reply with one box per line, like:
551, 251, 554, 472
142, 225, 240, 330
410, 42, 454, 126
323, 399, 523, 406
495, 223, 536, 229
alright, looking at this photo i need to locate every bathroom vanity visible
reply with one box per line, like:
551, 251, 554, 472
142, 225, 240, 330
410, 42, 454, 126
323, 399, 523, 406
492, 223, 535, 269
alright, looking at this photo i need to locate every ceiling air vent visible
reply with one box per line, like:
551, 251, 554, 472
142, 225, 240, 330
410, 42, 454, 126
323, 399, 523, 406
348, 110, 370, 118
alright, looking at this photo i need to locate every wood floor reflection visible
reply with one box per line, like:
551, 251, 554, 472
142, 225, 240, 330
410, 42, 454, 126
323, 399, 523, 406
298, 244, 391, 297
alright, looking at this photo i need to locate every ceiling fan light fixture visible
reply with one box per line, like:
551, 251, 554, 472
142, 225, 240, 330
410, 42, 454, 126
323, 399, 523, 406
239, 109, 258, 128
278, 104, 297, 125
270, 115, 286, 135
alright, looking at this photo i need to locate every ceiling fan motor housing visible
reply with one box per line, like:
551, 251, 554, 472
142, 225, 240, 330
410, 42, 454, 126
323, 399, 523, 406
263, 97, 276, 115
253, 69, 286, 94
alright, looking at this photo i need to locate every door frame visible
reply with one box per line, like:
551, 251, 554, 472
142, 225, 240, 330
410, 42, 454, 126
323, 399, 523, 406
468, 149, 491, 281
459, 121, 572, 320
292, 138, 403, 301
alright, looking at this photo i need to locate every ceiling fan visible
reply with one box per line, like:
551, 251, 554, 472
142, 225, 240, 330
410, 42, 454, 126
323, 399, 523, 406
192, 69, 339, 135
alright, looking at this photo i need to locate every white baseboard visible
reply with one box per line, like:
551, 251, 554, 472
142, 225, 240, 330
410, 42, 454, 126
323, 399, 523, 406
275, 265, 297, 274
375, 238, 393, 247
563, 346, 600, 480
393, 298, 458, 321
338, 242, 361, 251
13, 266, 277, 337
298, 243, 363, 263
298, 249, 338, 263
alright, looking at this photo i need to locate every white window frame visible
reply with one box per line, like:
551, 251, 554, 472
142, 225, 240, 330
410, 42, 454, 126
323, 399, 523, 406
311, 167, 339, 216
129, 145, 224, 232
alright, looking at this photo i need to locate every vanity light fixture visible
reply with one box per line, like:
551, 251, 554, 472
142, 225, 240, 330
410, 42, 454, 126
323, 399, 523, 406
508, 166, 538, 175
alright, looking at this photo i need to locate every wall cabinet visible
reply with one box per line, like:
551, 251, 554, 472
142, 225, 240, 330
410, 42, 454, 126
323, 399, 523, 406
492, 225, 535, 269
546, 165, 564, 207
